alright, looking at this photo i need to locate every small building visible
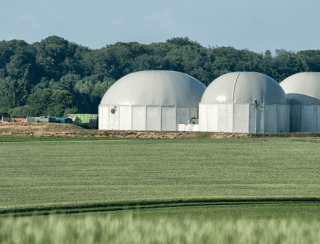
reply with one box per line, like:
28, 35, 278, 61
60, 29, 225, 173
280, 72, 320, 132
199, 72, 290, 133
68, 114, 98, 128
98, 70, 206, 131
1, 117, 10, 123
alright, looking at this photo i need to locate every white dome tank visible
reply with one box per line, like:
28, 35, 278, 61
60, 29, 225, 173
99, 70, 206, 131
280, 72, 320, 105
100, 70, 205, 106
280, 72, 320, 132
199, 72, 290, 133
201, 72, 287, 104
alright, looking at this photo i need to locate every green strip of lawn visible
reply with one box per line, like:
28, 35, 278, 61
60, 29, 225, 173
0, 135, 137, 142
1, 138, 320, 215
73, 202, 320, 221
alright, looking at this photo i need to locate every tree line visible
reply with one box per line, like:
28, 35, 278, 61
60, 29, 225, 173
0, 35, 319, 118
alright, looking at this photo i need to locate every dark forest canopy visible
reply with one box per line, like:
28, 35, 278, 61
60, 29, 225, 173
0, 35, 319, 117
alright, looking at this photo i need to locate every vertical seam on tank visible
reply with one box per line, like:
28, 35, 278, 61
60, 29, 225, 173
232, 73, 241, 102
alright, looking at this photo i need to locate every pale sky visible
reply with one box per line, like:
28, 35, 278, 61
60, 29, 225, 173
1, 0, 319, 54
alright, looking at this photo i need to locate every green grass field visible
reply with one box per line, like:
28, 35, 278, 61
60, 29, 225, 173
1, 136, 320, 243
1, 137, 320, 213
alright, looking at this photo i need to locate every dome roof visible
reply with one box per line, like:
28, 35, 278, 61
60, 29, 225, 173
201, 72, 287, 104
280, 72, 320, 105
100, 70, 206, 106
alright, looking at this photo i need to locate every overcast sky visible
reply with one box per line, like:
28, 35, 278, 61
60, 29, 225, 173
1, 0, 319, 54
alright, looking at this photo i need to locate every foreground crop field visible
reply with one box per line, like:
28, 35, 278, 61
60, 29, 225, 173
1, 214, 320, 244
1, 137, 320, 213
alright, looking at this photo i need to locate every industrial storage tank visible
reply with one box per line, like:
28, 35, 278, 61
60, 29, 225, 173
280, 72, 320, 132
99, 70, 206, 131
199, 72, 290, 133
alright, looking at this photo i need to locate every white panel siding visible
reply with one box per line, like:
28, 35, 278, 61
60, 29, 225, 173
105, 106, 110, 130
317, 106, 320, 132
119, 106, 132, 130
207, 104, 218, 132
113, 107, 120, 130
290, 105, 320, 132
199, 103, 289, 133
276, 105, 290, 133
233, 104, 249, 133
290, 105, 301, 132
98, 106, 103, 130
285, 105, 291, 133
199, 104, 207, 132
255, 104, 265, 133
109, 107, 115, 130
146, 106, 161, 131
101, 105, 205, 132
102, 102, 292, 133
301, 105, 317, 132
264, 105, 277, 133
161, 107, 176, 131
100, 106, 110, 130
132, 106, 146, 131
217, 104, 233, 132
248, 104, 256, 133
177, 108, 190, 125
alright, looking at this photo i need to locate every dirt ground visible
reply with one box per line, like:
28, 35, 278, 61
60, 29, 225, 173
0, 122, 320, 139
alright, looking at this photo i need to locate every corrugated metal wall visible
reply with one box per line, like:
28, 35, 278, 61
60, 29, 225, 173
199, 103, 290, 133
99, 105, 198, 131
233, 104, 249, 133
290, 105, 320, 132
146, 106, 161, 131
132, 106, 146, 131
119, 106, 132, 130
161, 107, 176, 131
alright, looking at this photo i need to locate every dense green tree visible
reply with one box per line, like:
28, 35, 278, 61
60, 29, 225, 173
297, 50, 320, 72
0, 35, 319, 117
0, 107, 9, 117
46, 89, 76, 117
271, 49, 309, 81
52, 73, 81, 92
0, 77, 29, 108
63, 107, 79, 117
9, 105, 31, 118
131, 54, 168, 72
0, 40, 29, 70
91, 77, 115, 100
166, 37, 200, 47
31, 77, 54, 93
26, 88, 76, 117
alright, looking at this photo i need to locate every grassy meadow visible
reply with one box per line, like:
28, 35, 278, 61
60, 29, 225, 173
1, 137, 320, 212
1, 136, 320, 243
